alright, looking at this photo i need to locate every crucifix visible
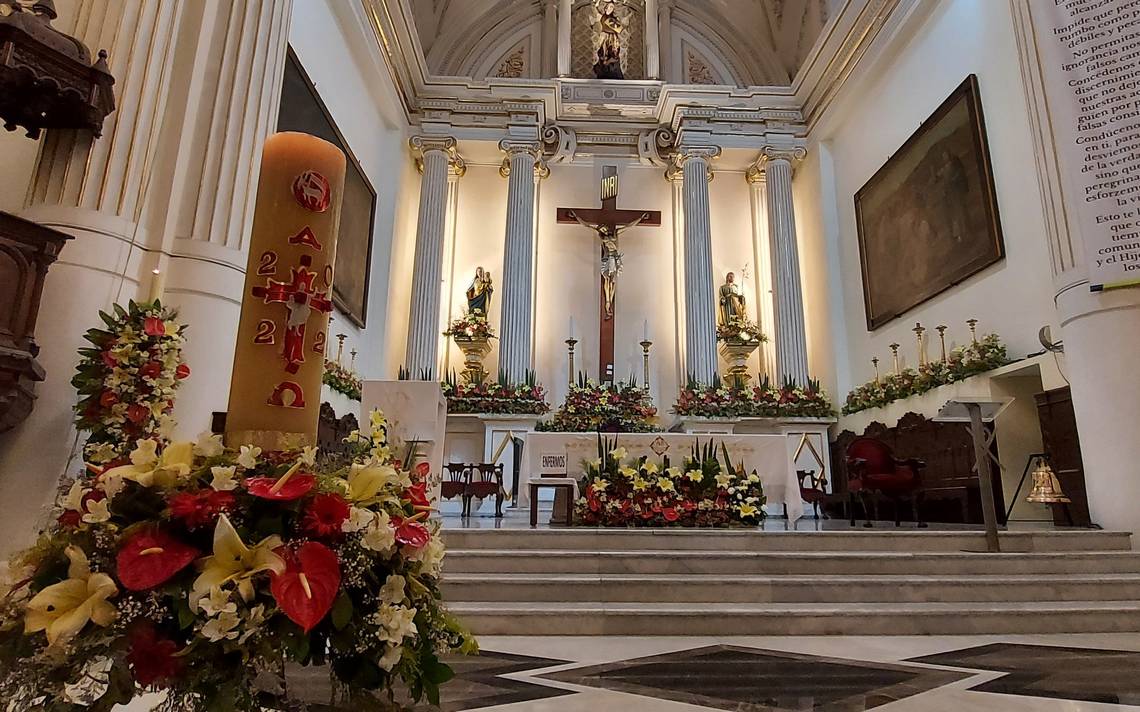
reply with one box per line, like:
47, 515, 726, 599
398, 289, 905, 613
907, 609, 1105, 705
557, 166, 661, 383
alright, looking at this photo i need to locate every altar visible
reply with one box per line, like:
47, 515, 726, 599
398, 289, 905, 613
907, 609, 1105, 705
522, 431, 806, 521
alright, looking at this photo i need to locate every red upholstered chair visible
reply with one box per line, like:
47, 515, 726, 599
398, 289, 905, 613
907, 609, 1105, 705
846, 437, 926, 528
441, 463, 473, 515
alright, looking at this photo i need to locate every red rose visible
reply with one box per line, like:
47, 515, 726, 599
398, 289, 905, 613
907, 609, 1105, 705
175, 363, 190, 380
99, 390, 119, 408
302, 493, 350, 539
127, 404, 149, 424
140, 361, 162, 379
168, 490, 234, 529
143, 316, 166, 337
392, 517, 431, 549
128, 623, 183, 686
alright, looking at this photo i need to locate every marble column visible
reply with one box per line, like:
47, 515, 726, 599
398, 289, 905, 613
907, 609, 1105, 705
760, 146, 810, 387
670, 147, 720, 385
542, 0, 558, 78
5, 0, 293, 555
746, 165, 777, 379
668, 169, 687, 384
498, 140, 544, 382
644, 0, 660, 80
406, 137, 464, 379
557, 0, 572, 77
658, 0, 673, 83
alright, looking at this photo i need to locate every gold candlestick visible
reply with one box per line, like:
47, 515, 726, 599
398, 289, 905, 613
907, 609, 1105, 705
872, 356, 880, 383
335, 333, 347, 366
566, 338, 578, 386
936, 325, 948, 362
889, 343, 901, 375
350, 349, 357, 370
640, 339, 653, 389
912, 322, 926, 366
967, 318, 979, 344
225, 132, 347, 450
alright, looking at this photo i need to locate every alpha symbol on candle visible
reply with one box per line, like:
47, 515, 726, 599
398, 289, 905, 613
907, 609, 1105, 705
292, 171, 331, 213
250, 254, 333, 374
288, 226, 323, 251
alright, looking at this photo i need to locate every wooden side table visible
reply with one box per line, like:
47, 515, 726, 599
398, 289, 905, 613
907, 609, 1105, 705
528, 477, 577, 528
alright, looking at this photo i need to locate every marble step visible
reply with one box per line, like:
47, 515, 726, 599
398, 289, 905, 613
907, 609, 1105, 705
442, 572, 1140, 603
446, 600, 1140, 636
440, 528, 1133, 553
444, 549, 1140, 575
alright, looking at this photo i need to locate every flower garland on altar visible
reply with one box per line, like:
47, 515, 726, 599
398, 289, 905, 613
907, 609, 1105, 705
537, 376, 658, 433
576, 437, 766, 527
0, 409, 474, 710
842, 334, 1010, 415
443, 311, 495, 341
441, 371, 550, 415
673, 377, 835, 419
72, 300, 190, 466
716, 318, 767, 346
323, 359, 363, 401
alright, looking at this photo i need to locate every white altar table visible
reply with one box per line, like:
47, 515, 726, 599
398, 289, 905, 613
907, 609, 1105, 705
521, 432, 804, 521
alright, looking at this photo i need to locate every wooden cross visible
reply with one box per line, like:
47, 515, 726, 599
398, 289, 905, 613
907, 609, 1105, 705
557, 166, 661, 383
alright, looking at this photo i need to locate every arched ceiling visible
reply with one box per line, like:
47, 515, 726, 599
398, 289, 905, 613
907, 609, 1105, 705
411, 0, 837, 86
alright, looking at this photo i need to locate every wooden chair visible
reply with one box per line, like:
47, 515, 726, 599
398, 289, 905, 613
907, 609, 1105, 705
467, 463, 505, 518
442, 463, 473, 516
846, 437, 926, 528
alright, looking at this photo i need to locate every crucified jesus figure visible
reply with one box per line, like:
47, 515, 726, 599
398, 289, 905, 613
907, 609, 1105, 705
566, 209, 649, 318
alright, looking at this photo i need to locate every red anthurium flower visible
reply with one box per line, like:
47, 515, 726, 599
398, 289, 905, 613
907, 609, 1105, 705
391, 517, 431, 549
270, 542, 341, 633
117, 528, 199, 591
169, 490, 235, 529
143, 316, 167, 337
413, 461, 430, 481
99, 390, 119, 408
405, 481, 430, 510
140, 361, 162, 379
662, 507, 680, 522
302, 493, 350, 539
175, 363, 191, 379
127, 404, 150, 424
128, 622, 183, 686
245, 472, 316, 501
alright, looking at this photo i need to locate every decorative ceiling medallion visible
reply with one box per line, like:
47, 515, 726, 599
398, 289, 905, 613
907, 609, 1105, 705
292, 170, 331, 213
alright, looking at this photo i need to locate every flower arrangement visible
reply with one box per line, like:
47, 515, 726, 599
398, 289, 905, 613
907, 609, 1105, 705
72, 300, 190, 466
842, 334, 1011, 415
537, 375, 658, 433
442, 370, 549, 416
716, 318, 767, 346
0, 410, 474, 710
576, 437, 766, 527
323, 359, 363, 401
443, 311, 494, 341
673, 376, 834, 419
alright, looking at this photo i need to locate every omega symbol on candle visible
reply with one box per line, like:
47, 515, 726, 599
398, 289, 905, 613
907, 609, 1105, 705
267, 381, 306, 409
292, 170, 331, 213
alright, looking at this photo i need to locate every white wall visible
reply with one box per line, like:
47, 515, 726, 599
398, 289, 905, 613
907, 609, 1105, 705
803, 0, 1058, 397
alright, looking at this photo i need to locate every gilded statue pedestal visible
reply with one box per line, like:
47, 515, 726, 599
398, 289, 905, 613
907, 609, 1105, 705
454, 335, 492, 385
719, 340, 760, 388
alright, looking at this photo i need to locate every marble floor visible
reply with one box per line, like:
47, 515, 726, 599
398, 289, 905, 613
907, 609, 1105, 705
417, 634, 1140, 710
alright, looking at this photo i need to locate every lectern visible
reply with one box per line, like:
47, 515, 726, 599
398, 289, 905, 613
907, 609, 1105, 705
934, 398, 1012, 552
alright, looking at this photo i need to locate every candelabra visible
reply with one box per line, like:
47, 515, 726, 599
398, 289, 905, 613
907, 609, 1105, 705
912, 322, 926, 366
936, 325, 948, 362
640, 339, 653, 389
872, 356, 880, 383
967, 318, 979, 344
889, 343, 901, 375
565, 338, 578, 386
349, 349, 357, 370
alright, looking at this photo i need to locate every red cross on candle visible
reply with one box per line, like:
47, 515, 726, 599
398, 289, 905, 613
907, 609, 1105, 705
251, 255, 333, 374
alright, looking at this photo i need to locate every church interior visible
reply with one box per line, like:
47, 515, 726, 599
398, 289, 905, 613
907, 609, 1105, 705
2, 0, 1140, 709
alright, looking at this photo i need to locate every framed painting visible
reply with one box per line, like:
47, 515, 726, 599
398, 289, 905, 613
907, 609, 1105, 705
854, 74, 1005, 330
277, 47, 376, 328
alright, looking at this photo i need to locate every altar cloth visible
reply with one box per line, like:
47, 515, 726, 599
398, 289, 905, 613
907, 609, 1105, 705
520, 432, 804, 521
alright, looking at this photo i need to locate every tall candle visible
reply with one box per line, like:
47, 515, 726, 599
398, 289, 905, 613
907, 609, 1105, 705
569, 316, 575, 340
147, 268, 165, 303
225, 132, 347, 450
643, 319, 649, 341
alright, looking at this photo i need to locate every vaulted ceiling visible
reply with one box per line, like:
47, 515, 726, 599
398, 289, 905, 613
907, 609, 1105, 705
411, 0, 838, 86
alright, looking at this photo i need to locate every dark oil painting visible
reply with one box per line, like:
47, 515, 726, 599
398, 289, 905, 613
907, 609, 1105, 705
855, 74, 1005, 330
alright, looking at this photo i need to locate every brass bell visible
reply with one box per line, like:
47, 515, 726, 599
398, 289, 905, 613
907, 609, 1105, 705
1027, 459, 1070, 504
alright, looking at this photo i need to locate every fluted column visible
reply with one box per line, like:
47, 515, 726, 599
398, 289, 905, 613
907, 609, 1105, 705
669, 146, 720, 385
498, 140, 544, 382
406, 137, 464, 379
542, 0, 558, 77
658, 0, 673, 82
760, 145, 810, 386
668, 169, 687, 383
745, 166, 777, 379
645, 0, 659, 80
557, 0, 571, 77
